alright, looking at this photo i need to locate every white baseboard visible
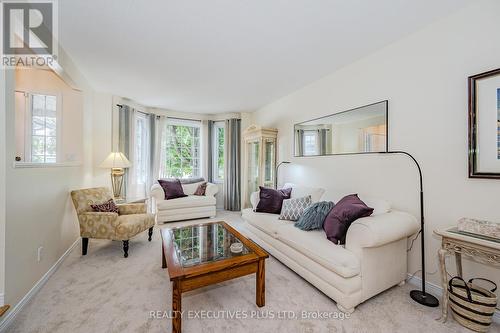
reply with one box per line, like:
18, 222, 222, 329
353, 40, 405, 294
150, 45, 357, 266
0, 238, 79, 332
0, 294, 4, 307
407, 273, 500, 325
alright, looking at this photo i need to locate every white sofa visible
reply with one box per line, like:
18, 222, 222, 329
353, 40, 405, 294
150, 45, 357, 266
151, 180, 219, 223
241, 183, 419, 313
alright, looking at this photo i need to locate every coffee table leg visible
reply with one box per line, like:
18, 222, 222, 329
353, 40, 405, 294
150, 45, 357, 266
162, 242, 167, 269
256, 259, 265, 307
172, 280, 181, 333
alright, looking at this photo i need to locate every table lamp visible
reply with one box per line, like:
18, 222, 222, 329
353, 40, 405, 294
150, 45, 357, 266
99, 152, 131, 199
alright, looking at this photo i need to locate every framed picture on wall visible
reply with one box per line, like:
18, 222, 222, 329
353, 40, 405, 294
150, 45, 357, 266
468, 67, 500, 178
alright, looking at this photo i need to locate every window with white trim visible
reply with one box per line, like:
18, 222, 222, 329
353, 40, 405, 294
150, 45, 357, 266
27, 93, 60, 163
133, 112, 150, 191
212, 121, 225, 182
161, 118, 201, 179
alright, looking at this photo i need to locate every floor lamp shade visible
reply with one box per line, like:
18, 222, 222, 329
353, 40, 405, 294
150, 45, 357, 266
99, 152, 131, 199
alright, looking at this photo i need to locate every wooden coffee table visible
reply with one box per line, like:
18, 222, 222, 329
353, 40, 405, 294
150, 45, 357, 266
161, 221, 269, 333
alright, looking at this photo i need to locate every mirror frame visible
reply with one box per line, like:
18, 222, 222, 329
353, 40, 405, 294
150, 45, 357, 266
293, 100, 389, 157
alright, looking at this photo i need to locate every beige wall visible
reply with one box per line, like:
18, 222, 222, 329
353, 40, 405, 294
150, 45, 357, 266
2, 46, 95, 310
0, 64, 6, 303
252, 0, 500, 290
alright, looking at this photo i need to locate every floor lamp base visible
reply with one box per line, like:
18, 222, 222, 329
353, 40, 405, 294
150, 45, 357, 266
410, 290, 439, 307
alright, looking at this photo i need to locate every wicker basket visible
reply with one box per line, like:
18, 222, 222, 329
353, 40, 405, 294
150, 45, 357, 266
448, 277, 497, 332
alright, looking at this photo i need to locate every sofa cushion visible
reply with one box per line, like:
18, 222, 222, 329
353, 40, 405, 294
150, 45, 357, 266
156, 195, 216, 210
279, 195, 312, 221
256, 187, 292, 214
294, 201, 334, 230
359, 195, 391, 216
324, 194, 374, 245
115, 213, 155, 240
276, 223, 360, 278
283, 183, 325, 203
242, 208, 293, 237
158, 179, 188, 200
91, 199, 119, 213
243, 208, 360, 278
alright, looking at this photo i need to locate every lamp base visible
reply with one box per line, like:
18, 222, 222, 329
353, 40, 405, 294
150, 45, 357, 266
410, 290, 439, 307
110, 168, 125, 199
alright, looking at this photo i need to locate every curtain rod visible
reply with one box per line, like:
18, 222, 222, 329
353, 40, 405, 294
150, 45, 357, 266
116, 104, 149, 116
117, 104, 238, 122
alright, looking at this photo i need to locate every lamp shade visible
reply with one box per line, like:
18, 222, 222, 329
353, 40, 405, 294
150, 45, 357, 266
99, 152, 131, 169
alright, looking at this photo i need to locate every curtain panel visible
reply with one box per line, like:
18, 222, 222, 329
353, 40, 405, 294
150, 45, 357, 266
118, 105, 131, 197
224, 118, 241, 211
206, 120, 214, 182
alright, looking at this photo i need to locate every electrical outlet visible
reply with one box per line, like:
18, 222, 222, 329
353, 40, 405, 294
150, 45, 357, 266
37, 246, 43, 262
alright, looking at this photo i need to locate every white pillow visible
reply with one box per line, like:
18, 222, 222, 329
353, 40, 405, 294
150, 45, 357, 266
358, 195, 391, 215
282, 183, 325, 203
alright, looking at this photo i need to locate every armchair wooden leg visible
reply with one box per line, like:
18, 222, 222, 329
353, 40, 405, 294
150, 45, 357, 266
123, 240, 129, 258
148, 227, 153, 241
82, 238, 88, 255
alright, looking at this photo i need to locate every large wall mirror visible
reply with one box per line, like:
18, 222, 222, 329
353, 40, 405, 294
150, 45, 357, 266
294, 100, 388, 157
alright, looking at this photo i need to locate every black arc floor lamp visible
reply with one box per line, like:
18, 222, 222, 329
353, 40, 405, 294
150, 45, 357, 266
380, 151, 439, 307
275, 161, 291, 189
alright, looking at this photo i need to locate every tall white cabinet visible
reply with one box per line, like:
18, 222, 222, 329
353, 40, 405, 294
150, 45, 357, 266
242, 125, 278, 208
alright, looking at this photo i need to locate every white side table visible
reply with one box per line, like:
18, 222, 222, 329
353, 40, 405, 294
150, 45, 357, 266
434, 227, 500, 322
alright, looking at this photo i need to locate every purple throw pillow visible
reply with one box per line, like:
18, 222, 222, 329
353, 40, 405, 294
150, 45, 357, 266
91, 199, 119, 213
256, 186, 292, 214
323, 194, 373, 245
158, 179, 188, 200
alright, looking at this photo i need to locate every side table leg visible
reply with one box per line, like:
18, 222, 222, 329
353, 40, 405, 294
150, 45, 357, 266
256, 260, 265, 307
437, 248, 448, 322
172, 280, 182, 333
455, 252, 462, 278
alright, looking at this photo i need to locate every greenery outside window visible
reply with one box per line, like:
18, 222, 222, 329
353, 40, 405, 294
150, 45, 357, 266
162, 118, 201, 179
26, 93, 61, 163
212, 121, 225, 183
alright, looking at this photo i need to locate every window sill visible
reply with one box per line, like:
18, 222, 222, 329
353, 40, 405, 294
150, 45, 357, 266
13, 161, 83, 168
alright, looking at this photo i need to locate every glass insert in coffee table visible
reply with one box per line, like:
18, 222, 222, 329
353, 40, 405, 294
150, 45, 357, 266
171, 222, 253, 267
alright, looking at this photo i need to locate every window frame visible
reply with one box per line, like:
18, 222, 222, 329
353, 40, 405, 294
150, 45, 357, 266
133, 112, 150, 187
23, 92, 63, 164
212, 121, 225, 183
303, 130, 319, 156
162, 118, 202, 179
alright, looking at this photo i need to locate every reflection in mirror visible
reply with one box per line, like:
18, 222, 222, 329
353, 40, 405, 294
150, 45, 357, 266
294, 101, 388, 156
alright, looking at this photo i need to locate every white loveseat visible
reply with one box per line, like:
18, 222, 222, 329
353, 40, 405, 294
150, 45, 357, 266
151, 180, 219, 223
241, 183, 419, 313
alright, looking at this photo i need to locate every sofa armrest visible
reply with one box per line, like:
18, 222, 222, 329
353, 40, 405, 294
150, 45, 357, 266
345, 210, 419, 255
151, 184, 164, 202
117, 203, 146, 215
205, 183, 219, 197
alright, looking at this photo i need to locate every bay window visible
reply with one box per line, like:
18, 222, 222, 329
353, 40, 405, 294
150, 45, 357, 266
161, 118, 201, 179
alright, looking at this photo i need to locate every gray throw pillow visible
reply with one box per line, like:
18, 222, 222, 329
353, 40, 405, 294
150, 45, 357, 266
279, 195, 312, 221
294, 201, 335, 231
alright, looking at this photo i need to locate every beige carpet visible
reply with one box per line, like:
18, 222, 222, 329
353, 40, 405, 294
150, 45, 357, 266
6, 211, 498, 333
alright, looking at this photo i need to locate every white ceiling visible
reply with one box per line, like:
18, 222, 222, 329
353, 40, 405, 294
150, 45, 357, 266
59, 0, 470, 113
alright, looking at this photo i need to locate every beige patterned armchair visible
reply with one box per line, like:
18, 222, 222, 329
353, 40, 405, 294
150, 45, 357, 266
71, 187, 155, 257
